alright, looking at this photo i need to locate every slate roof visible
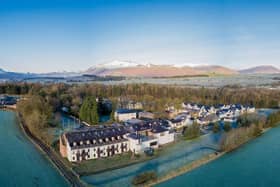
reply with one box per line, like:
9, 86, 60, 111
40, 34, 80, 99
127, 118, 170, 133
65, 126, 128, 148
115, 109, 142, 114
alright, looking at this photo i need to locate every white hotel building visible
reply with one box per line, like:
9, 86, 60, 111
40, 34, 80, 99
60, 119, 175, 162
60, 126, 129, 162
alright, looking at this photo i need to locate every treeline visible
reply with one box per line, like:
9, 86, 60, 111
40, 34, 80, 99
183, 123, 200, 140
0, 83, 30, 95
1, 83, 280, 117
266, 111, 280, 127
221, 111, 280, 151
220, 125, 261, 151
17, 95, 55, 146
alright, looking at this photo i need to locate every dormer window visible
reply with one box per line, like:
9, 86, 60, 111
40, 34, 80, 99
87, 140, 90, 144
106, 138, 109, 142
93, 140, 96, 144
73, 142, 77, 146
80, 141, 83, 145
117, 136, 120, 139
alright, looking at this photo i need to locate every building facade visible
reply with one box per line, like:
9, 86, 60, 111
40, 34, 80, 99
60, 126, 129, 162
114, 109, 140, 121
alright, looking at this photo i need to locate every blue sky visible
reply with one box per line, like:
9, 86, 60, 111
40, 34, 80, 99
0, 0, 279, 73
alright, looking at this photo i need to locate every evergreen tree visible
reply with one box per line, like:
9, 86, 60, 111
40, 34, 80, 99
79, 97, 99, 125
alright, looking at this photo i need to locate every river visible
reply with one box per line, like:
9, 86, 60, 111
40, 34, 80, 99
0, 110, 69, 187
158, 125, 280, 187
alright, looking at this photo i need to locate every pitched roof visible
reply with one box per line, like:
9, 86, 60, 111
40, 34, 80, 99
65, 126, 127, 145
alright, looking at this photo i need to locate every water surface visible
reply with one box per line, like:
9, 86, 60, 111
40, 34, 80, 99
158, 125, 280, 187
0, 110, 69, 187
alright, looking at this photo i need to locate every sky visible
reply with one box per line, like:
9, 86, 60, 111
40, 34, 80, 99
0, 0, 280, 73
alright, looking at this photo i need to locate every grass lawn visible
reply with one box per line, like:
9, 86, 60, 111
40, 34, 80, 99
72, 152, 157, 176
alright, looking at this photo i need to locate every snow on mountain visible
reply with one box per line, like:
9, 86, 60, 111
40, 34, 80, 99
0, 68, 6, 74
92, 60, 209, 69
94, 60, 143, 69
172, 63, 209, 68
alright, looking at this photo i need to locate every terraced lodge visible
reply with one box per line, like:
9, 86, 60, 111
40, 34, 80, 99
60, 119, 175, 162
60, 126, 129, 162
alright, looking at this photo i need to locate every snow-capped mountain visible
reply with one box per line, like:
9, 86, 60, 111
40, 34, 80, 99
84, 60, 239, 77
172, 63, 209, 68
0, 68, 6, 74
94, 60, 143, 69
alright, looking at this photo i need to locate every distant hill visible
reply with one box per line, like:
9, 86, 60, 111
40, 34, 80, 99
239, 65, 280, 74
38, 71, 81, 78
1, 62, 280, 80
85, 61, 237, 77
194, 65, 238, 75
0, 68, 36, 79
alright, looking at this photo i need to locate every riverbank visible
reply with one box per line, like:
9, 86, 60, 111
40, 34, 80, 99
157, 125, 280, 187
16, 112, 87, 187
148, 124, 278, 187
146, 151, 225, 187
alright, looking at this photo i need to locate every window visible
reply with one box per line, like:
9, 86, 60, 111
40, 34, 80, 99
150, 141, 157, 146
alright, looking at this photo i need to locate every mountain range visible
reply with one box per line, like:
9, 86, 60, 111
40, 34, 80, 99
1, 61, 280, 79
84, 60, 280, 77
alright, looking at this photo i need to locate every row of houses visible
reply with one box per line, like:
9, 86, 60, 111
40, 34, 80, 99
115, 103, 256, 128
114, 108, 193, 129
0, 95, 18, 106
60, 118, 175, 162
183, 103, 255, 114
183, 102, 256, 125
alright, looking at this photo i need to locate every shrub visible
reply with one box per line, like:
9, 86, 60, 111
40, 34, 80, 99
223, 122, 232, 132
132, 171, 157, 185
183, 123, 200, 140
213, 123, 220, 133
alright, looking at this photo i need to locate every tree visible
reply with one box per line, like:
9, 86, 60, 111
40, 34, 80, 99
110, 101, 116, 122
79, 97, 99, 125
17, 95, 53, 145
183, 123, 200, 140
213, 122, 220, 133
223, 122, 232, 132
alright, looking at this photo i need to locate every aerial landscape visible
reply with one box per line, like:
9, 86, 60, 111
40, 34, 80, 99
1, 0, 280, 187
